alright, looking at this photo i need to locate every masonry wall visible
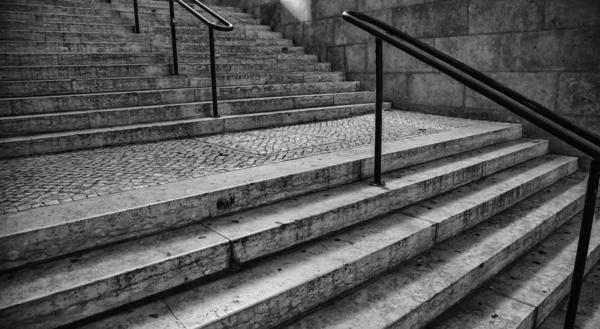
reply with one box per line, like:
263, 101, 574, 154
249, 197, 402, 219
216, 0, 600, 160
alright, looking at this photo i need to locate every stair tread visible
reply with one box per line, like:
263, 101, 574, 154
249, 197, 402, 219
283, 173, 587, 329
0, 140, 557, 311
429, 196, 600, 329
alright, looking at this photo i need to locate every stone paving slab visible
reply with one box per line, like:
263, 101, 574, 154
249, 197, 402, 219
0, 110, 483, 214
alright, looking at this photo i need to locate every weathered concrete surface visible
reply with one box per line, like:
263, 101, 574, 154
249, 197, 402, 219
283, 171, 586, 328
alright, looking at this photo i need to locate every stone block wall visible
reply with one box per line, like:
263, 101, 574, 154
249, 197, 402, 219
217, 0, 599, 160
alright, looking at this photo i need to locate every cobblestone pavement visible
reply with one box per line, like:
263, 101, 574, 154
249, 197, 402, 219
0, 110, 482, 214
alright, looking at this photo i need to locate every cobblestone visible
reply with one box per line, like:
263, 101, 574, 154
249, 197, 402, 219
0, 110, 482, 214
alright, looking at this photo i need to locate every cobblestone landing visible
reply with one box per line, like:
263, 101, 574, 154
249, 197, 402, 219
0, 110, 483, 214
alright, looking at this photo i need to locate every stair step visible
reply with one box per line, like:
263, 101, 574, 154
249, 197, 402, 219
0, 102, 391, 157
0, 52, 316, 67
0, 120, 521, 268
0, 71, 346, 97
1, 81, 361, 115
74, 153, 578, 329
429, 194, 600, 329
0, 91, 375, 135
0, 60, 322, 81
283, 172, 586, 329
0, 11, 129, 24
539, 259, 600, 328
0, 20, 134, 33
0, 140, 563, 329
0, 40, 151, 54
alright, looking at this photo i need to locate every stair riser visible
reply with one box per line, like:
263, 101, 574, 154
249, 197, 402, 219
151, 38, 293, 48
1, 143, 557, 329
0, 92, 374, 136
221, 148, 577, 266
148, 25, 271, 35
0, 21, 134, 33
3, 82, 360, 115
0, 122, 516, 270
0, 52, 316, 67
0, 30, 144, 42
0, 62, 325, 81
0, 42, 150, 54
0, 13, 129, 24
0, 72, 345, 97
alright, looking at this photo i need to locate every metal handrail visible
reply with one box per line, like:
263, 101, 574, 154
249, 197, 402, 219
168, 0, 234, 117
342, 10, 599, 329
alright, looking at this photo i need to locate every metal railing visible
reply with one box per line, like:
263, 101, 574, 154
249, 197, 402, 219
132, 0, 140, 33
342, 10, 600, 329
168, 0, 234, 117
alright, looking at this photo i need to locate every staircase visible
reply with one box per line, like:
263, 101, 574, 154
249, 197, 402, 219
1, 1, 599, 329
0, 0, 377, 158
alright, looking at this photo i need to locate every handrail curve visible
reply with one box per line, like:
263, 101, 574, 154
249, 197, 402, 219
168, 0, 234, 117
175, 0, 234, 31
342, 10, 600, 160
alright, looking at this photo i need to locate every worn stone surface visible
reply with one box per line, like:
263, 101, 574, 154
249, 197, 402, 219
0, 225, 229, 329
285, 170, 583, 328
204, 139, 551, 264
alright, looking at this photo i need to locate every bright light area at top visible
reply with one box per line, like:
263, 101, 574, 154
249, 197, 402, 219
281, 0, 311, 21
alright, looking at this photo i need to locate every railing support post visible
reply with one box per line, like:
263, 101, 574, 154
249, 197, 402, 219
564, 158, 600, 329
209, 26, 219, 117
168, 0, 179, 75
132, 0, 140, 33
371, 37, 385, 186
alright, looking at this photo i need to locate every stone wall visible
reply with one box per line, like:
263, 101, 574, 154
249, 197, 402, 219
218, 0, 599, 160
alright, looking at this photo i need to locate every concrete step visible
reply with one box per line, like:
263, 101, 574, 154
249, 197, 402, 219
0, 140, 563, 329
0, 29, 283, 44
539, 258, 600, 329
0, 11, 130, 24
74, 152, 579, 329
0, 20, 134, 33
0, 102, 391, 157
0, 52, 317, 67
0, 91, 376, 136
147, 23, 272, 35
0, 71, 346, 97
429, 192, 600, 329
0, 120, 521, 268
0, 60, 323, 81
0, 40, 152, 54
283, 172, 586, 329
1, 81, 361, 115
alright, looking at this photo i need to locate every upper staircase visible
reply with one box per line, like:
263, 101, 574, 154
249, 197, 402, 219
0, 0, 377, 158
0, 1, 598, 329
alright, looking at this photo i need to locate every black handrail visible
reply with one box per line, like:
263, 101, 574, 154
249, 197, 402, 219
168, 0, 234, 117
132, 0, 140, 33
342, 10, 599, 329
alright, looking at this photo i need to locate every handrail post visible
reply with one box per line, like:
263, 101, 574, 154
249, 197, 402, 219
132, 0, 140, 33
209, 26, 219, 117
168, 0, 179, 75
371, 37, 385, 186
564, 158, 599, 329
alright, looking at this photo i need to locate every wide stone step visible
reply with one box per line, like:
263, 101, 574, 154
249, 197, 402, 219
539, 257, 600, 328
0, 52, 316, 67
0, 40, 151, 54
0, 11, 130, 24
147, 23, 272, 35
0, 60, 322, 81
74, 152, 578, 329
0, 140, 562, 329
0, 102, 391, 157
0, 20, 134, 33
283, 172, 586, 329
1, 81, 361, 115
0, 120, 520, 268
0, 71, 346, 97
0, 91, 376, 135
429, 195, 600, 329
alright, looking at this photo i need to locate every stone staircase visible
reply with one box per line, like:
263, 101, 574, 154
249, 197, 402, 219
0, 0, 377, 158
1, 1, 599, 329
